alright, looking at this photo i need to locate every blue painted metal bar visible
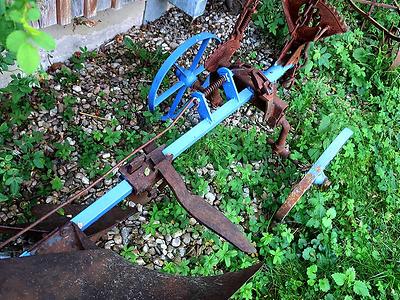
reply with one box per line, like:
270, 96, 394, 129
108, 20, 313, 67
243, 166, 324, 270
71, 180, 133, 231
309, 127, 353, 185
162, 64, 294, 158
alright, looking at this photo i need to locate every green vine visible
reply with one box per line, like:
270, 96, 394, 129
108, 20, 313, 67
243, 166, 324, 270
0, 0, 55, 74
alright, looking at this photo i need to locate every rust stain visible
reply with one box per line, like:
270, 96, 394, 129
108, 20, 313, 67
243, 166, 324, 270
275, 173, 315, 221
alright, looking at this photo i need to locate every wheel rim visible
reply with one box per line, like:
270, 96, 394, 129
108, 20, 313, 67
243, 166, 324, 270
148, 32, 220, 120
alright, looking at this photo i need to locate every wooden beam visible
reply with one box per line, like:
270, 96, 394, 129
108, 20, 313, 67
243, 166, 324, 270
111, 0, 121, 10
56, 0, 72, 25
39, 0, 57, 28
84, 0, 97, 18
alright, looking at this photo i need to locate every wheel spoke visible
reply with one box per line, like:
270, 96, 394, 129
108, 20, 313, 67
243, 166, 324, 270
189, 38, 210, 71
153, 81, 185, 107
167, 86, 187, 118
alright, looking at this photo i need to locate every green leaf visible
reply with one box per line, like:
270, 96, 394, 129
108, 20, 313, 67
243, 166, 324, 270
304, 60, 314, 74
0, 122, 9, 133
51, 176, 63, 191
0, 193, 8, 202
33, 151, 45, 168
32, 31, 56, 51
123, 36, 135, 49
332, 273, 346, 286
8, 10, 23, 22
353, 48, 367, 63
27, 7, 41, 21
57, 208, 65, 216
5, 176, 23, 195
306, 264, 318, 279
6, 30, 27, 52
0, 0, 6, 14
326, 207, 337, 219
17, 42, 40, 74
353, 280, 370, 297
318, 115, 331, 133
345, 267, 356, 283
322, 217, 332, 228
319, 278, 330, 292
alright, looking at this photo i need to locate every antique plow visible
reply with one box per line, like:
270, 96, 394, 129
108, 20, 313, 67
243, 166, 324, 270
0, 1, 348, 298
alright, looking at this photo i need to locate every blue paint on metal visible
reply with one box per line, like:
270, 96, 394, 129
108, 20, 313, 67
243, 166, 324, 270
309, 128, 353, 185
162, 64, 294, 158
71, 180, 133, 231
264, 64, 294, 83
192, 91, 213, 122
148, 32, 220, 117
218, 68, 240, 101
314, 172, 327, 185
19, 250, 31, 257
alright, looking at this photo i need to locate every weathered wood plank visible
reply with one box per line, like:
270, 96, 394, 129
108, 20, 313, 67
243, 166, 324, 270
97, 0, 111, 11
111, 0, 121, 9
72, 0, 84, 17
38, 0, 57, 28
56, 0, 72, 25
84, 0, 97, 18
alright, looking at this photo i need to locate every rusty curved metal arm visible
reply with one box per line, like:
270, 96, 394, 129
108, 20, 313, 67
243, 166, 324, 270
348, 0, 400, 42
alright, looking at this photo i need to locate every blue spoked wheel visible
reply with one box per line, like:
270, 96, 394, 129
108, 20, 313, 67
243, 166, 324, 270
148, 32, 220, 121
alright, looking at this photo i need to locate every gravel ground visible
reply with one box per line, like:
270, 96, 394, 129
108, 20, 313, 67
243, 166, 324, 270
1, 0, 281, 265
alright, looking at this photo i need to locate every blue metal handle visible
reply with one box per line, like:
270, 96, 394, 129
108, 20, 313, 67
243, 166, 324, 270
309, 128, 353, 184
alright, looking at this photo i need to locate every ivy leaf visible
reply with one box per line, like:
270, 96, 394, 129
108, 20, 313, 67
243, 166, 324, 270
353, 280, 370, 297
332, 273, 346, 286
27, 7, 41, 21
6, 30, 27, 52
17, 42, 40, 74
32, 31, 56, 51
319, 278, 331, 292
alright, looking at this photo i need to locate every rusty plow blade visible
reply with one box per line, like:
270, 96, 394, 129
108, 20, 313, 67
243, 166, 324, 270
156, 159, 257, 254
0, 249, 262, 300
120, 145, 256, 254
